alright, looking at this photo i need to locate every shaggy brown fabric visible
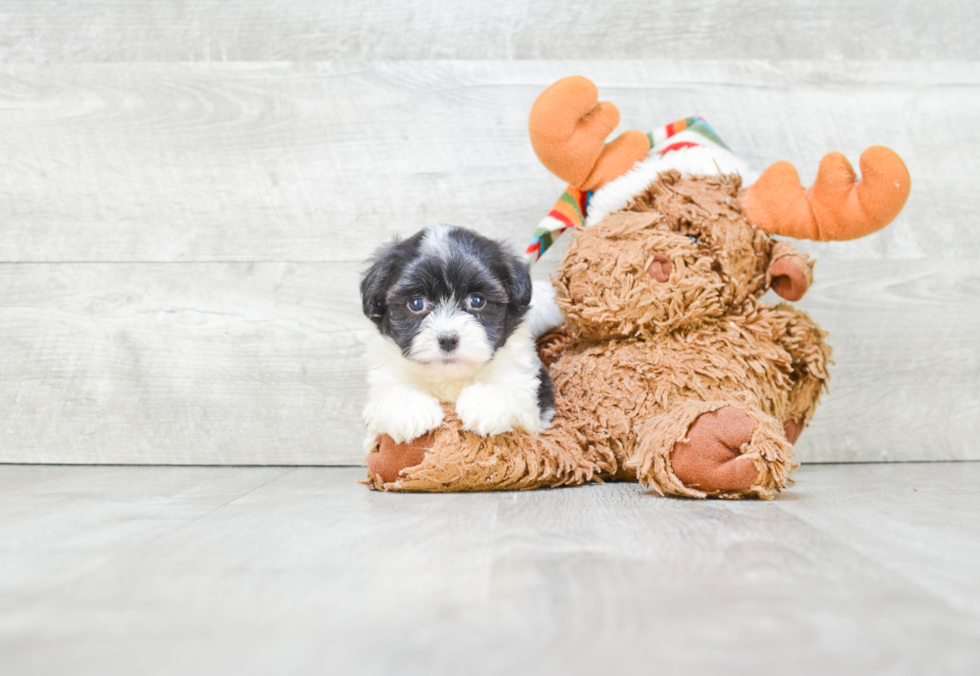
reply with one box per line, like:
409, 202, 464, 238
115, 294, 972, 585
365, 405, 613, 492
629, 400, 797, 500
366, 171, 831, 499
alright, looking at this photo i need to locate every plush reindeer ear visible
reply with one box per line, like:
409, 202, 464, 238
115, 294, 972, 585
360, 243, 408, 329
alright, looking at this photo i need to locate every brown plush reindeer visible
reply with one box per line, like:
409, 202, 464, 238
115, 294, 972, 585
365, 76, 910, 499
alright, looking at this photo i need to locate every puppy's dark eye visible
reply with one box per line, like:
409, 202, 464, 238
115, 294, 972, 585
407, 297, 426, 313
467, 294, 486, 310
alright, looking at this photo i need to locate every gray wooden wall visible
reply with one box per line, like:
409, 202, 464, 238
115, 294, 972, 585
1, 2, 977, 465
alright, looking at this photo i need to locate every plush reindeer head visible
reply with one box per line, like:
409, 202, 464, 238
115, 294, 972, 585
553, 171, 781, 341
529, 76, 911, 341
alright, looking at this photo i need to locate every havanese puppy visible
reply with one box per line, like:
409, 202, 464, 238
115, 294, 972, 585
360, 224, 563, 448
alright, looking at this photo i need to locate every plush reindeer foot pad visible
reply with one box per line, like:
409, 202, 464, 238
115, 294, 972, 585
367, 433, 434, 486
670, 407, 762, 492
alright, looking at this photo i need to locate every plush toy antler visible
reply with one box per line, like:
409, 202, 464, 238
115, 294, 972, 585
530, 75, 911, 242
741, 147, 911, 241
528, 76, 650, 192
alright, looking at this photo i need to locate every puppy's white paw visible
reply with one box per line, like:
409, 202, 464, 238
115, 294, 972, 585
456, 384, 539, 437
365, 389, 444, 444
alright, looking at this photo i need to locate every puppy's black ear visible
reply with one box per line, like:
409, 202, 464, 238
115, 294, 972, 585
504, 255, 533, 327
360, 244, 402, 330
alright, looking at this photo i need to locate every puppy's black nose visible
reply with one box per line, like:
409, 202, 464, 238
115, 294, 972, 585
437, 332, 459, 352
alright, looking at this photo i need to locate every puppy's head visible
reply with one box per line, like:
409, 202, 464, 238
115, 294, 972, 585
360, 224, 532, 379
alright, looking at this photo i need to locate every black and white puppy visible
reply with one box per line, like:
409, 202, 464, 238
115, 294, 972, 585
360, 224, 562, 447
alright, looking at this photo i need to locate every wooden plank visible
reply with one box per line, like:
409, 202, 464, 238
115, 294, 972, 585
0, 60, 977, 263
483, 468, 980, 674
0, 262, 371, 465
790, 260, 980, 462
1, 465, 978, 674
0, 464, 85, 492
0, 259, 975, 465
0, 1, 976, 61
0, 466, 294, 604
776, 463, 980, 615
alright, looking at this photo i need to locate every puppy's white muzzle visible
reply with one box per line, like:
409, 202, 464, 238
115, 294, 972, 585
409, 302, 493, 379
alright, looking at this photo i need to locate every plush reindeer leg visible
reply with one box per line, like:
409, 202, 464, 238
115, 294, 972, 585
529, 76, 650, 191
741, 146, 910, 242
365, 406, 610, 492
629, 400, 797, 500
759, 303, 832, 436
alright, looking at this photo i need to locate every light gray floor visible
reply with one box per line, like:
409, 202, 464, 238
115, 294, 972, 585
2, 463, 979, 675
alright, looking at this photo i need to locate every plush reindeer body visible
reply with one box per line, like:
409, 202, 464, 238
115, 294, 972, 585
543, 173, 830, 498
366, 77, 909, 499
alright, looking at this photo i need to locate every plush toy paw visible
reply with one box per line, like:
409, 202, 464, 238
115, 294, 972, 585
768, 257, 809, 301
456, 383, 539, 436
669, 407, 763, 493
367, 433, 435, 485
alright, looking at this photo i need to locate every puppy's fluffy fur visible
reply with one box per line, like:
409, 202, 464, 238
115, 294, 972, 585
360, 224, 559, 447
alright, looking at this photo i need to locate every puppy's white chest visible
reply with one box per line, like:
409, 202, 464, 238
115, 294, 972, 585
422, 376, 474, 404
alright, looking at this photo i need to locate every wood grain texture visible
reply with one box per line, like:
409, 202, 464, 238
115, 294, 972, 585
0, 259, 975, 465
0, 60, 977, 262
0, 262, 370, 464
0, 1, 977, 62
785, 259, 980, 462
1, 19, 977, 465
1, 464, 978, 675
